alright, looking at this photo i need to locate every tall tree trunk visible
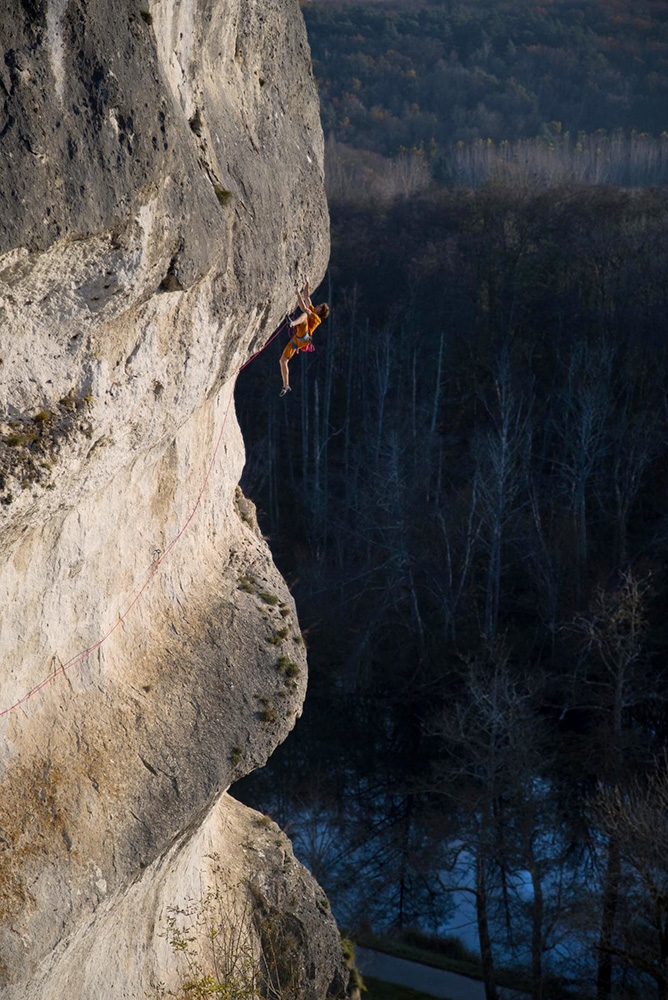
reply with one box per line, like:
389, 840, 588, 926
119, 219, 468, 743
475, 853, 498, 1000
343, 289, 357, 517
493, 798, 514, 949
321, 326, 334, 553
397, 796, 413, 928
301, 354, 309, 496
314, 377, 321, 509
527, 853, 544, 1000
596, 838, 621, 1000
597, 640, 626, 1000
429, 330, 445, 441
266, 393, 276, 535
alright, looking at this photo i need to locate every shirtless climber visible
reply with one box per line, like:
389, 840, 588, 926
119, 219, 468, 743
279, 280, 329, 396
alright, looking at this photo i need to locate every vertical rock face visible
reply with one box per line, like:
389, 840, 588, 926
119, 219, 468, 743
0, 1, 342, 997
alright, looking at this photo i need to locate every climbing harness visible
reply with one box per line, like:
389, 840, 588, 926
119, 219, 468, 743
290, 330, 316, 352
0, 313, 291, 720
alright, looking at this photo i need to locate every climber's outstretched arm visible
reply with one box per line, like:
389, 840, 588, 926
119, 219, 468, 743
296, 280, 314, 314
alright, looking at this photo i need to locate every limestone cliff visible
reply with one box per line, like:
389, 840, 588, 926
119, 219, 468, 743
0, 1, 344, 997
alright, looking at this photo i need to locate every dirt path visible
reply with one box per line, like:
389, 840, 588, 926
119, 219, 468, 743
356, 947, 527, 1000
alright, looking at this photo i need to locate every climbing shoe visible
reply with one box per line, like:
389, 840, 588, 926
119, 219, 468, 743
280, 386, 291, 397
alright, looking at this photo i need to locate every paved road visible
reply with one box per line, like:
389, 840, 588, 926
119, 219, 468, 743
356, 947, 526, 1000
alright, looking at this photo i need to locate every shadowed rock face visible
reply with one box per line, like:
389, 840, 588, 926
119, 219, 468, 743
0, 2, 342, 997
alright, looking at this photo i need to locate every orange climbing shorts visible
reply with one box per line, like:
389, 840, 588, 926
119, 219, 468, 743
281, 340, 299, 362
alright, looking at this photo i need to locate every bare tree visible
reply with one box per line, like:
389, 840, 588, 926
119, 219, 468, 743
474, 352, 531, 638
430, 643, 543, 999
430, 638, 591, 1000
597, 389, 656, 567
570, 572, 654, 1000
552, 340, 613, 576
592, 761, 668, 1000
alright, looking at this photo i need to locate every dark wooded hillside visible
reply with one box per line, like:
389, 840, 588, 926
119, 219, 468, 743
236, 183, 668, 997
305, 0, 668, 156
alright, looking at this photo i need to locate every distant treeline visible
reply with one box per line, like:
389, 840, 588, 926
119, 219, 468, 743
236, 182, 668, 998
445, 128, 668, 187
304, 0, 668, 156
325, 129, 668, 201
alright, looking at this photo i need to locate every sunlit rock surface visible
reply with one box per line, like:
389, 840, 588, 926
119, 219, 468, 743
0, 1, 342, 996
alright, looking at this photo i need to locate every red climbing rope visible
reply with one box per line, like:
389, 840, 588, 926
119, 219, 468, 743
0, 316, 289, 720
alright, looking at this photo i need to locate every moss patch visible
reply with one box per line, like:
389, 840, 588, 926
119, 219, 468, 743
214, 185, 232, 207
0, 388, 94, 502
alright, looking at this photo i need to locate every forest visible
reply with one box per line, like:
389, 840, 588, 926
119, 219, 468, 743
304, 0, 668, 155
235, 2, 668, 999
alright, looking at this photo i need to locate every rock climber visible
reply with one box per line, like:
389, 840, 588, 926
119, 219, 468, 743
279, 280, 329, 396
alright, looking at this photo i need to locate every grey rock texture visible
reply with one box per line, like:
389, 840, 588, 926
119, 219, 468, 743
0, 0, 341, 996
13, 795, 348, 1000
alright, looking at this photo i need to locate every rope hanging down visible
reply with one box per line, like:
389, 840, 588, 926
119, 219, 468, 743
0, 316, 290, 721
